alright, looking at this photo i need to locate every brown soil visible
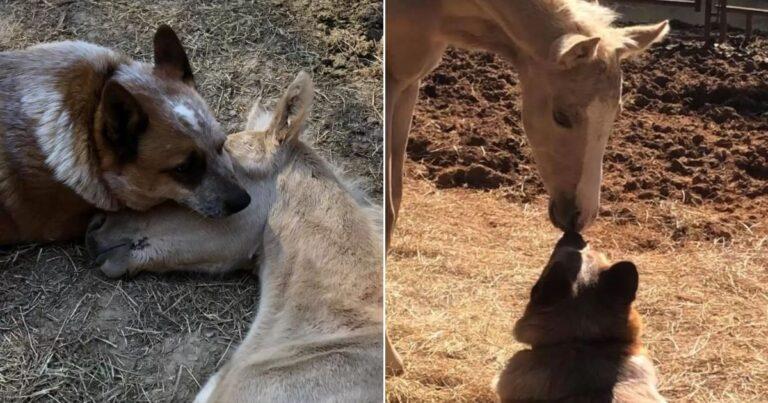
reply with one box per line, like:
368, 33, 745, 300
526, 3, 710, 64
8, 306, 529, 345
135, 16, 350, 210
406, 28, 767, 242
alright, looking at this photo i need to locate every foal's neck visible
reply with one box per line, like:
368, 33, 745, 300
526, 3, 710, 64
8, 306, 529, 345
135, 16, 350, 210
445, 0, 591, 61
256, 148, 382, 335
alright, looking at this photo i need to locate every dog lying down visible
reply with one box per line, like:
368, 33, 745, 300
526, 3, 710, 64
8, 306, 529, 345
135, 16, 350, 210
496, 232, 665, 403
87, 72, 383, 402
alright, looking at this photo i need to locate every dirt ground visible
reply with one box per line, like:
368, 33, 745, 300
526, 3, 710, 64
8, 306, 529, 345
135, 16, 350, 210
387, 24, 767, 402
0, 0, 381, 401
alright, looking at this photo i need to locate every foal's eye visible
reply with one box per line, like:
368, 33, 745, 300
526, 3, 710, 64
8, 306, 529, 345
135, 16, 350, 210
553, 110, 573, 129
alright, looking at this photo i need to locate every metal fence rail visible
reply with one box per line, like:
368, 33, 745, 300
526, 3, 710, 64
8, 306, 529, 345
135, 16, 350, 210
614, 0, 768, 43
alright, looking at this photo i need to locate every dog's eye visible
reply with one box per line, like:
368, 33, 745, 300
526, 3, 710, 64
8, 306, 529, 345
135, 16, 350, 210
167, 152, 206, 186
553, 110, 572, 128
174, 158, 193, 173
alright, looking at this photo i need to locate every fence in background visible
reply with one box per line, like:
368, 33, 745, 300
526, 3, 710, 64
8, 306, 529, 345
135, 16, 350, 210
615, 0, 768, 43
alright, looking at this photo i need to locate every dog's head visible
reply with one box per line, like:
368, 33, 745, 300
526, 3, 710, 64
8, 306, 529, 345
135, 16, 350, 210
513, 232, 641, 348
96, 25, 250, 218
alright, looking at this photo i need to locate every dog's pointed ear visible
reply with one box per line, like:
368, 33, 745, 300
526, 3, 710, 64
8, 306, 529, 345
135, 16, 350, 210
531, 260, 578, 305
616, 21, 669, 60
551, 34, 601, 69
101, 80, 148, 162
153, 24, 194, 84
268, 71, 314, 144
599, 261, 639, 304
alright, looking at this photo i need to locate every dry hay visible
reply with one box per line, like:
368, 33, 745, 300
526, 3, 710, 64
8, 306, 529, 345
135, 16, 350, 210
386, 177, 767, 402
0, 0, 381, 401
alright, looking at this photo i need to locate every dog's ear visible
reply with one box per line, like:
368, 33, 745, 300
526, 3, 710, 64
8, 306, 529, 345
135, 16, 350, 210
531, 260, 578, 305
598, 261, 639, 304
153, 24, 194, 84
267, 71, 314, 144
101, 80, 148, 163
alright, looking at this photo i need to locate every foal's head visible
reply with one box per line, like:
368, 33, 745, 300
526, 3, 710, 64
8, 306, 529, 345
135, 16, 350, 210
225, 71, 315, 178
515, 3, 668, 231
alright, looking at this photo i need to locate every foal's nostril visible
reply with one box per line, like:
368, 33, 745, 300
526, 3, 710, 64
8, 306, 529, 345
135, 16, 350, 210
87, 213, 107, 234
548, 197, 579, 232
223, 190, 251, 215
85, 232, 99, 259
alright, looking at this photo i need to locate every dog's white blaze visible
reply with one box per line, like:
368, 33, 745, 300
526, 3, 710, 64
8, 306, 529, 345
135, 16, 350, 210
575, 99, 613, 227
21, 86, 119, 211
173, 103, 200, 131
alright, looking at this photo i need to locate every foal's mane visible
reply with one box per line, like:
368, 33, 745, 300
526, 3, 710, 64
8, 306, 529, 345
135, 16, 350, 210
541, 0, 632, 52
544, 0, 617, 33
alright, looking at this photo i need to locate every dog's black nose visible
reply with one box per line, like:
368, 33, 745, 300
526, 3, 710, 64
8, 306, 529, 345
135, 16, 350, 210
223, 190, 251, 215
556, 231, 586, 250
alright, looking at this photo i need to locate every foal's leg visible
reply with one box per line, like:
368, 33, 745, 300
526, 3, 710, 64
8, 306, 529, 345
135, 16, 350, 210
385, 81, 421, 376
385, 81, 420, 250
86, 205, 257, 278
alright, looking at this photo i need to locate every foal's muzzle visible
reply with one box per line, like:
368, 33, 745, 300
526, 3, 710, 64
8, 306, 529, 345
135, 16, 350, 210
548, 196, 580, 232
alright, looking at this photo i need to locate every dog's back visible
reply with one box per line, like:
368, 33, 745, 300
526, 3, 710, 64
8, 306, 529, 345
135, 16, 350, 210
0, 42, 128, 242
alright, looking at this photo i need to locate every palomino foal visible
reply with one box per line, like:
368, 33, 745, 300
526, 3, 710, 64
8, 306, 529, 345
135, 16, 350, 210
386, 0, 669, 373
87, 72, 383, 402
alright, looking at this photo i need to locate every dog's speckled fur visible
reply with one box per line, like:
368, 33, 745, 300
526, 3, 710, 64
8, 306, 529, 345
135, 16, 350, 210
0, 26, 249, 244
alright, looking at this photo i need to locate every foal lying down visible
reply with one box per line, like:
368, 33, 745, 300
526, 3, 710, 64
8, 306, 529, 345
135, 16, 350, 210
496, 232, 664, 403
87, 72, 383, 402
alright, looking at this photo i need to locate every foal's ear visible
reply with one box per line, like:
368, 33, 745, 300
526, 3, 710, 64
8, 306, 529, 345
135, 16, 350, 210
153, 24, 194, 84
616, 20, 670, 59
268, 71, 314, 144
551, 34, 601, 69
245, 99, 273, 132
